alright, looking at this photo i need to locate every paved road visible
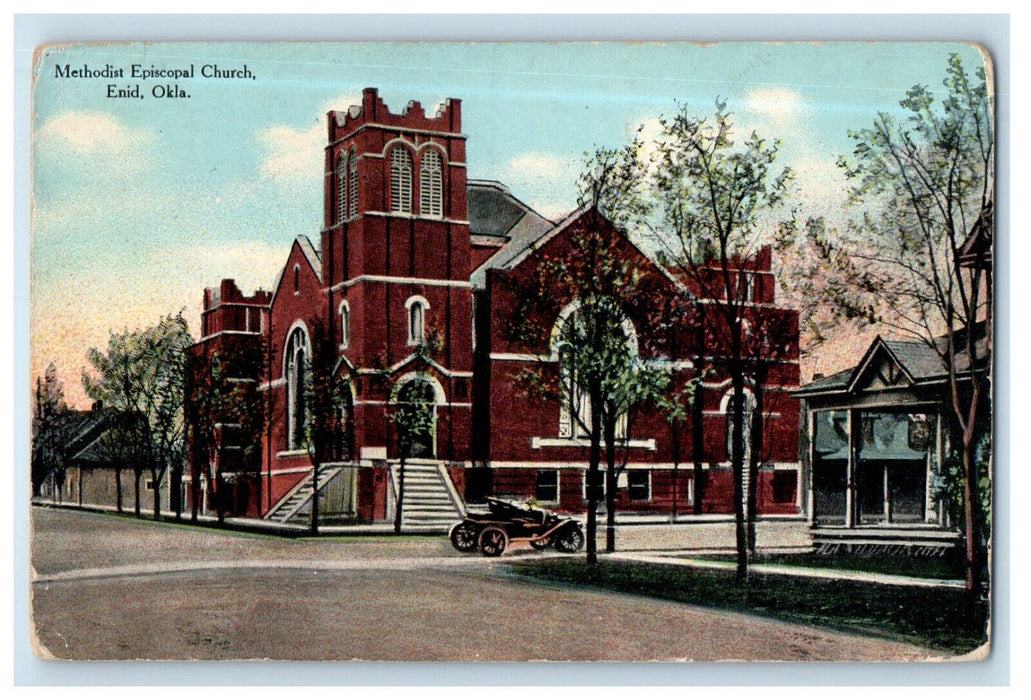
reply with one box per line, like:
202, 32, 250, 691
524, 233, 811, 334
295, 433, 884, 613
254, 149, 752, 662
30, 507, 939, 662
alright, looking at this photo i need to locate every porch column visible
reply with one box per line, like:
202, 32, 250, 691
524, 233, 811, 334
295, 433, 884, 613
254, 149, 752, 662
883, 463, 891, 523
805, 410, 815, 524
846, 408, 859, 529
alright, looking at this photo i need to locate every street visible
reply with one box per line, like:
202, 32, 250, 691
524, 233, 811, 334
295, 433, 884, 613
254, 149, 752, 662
30, 507, 936, 661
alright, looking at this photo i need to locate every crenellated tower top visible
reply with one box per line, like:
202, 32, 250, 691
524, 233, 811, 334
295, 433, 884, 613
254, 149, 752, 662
328, 87, 462, 141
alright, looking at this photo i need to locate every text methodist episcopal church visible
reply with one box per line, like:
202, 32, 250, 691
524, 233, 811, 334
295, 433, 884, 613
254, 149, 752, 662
186, 89, 803, 528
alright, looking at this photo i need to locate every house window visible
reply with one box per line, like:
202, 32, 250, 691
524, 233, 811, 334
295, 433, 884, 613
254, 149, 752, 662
405, 296, 428, 346
339, 300, 350, 349
285, 326, 310, 451
348, 148, 358, 219
535, 469, 559, 504
419, 149, 443, 217
390, 147, 413, 213
336, 153, 348, 223
772, 470, 797, 504
627, 471, 651, 502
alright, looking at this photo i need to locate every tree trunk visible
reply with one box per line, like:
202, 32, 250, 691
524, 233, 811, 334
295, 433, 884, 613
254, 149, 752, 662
115, 467, 123, 514
961, 434, 983, 595
171, 466, 182, 521
585, 391, 603, 565
730, 370, 748, 582
394, 456, 406, 535
134, 470, 142, 518
692, 378, 706, 515
152, 467, 161, 520
190, 460, 200, 523
747, 371, 766, 554
311, 461, 321, 535
604, 415, 618, 553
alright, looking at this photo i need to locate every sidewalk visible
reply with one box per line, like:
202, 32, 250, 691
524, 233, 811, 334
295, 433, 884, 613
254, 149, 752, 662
606, 551, 967, 589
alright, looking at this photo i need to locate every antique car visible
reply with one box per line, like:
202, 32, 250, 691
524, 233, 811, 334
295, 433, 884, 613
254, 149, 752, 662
449, 497, 585, 557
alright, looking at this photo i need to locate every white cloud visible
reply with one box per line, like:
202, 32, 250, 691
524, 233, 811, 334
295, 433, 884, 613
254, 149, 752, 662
35, 111, 155, 171
507, 151, 578, 181
257, 93, 363, 181
744, 87, 804, 125
257, 122, 325, 180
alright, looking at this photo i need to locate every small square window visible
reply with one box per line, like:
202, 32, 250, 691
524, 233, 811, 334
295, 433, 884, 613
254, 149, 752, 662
772, 470, 796, 503
628, 471, 650, 502
535, 469, 559, 503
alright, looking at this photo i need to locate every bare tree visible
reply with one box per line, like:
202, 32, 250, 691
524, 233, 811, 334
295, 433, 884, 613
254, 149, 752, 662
829, 54, 993, 593
603, 100, 795, 581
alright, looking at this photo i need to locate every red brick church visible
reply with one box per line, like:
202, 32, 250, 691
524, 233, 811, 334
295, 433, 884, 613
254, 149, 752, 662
186, 88, 802, 528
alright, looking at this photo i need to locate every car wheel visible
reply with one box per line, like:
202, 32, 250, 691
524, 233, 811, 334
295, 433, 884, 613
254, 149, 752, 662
529, 536, 552, 550
478, 526, 508, 557
554, 525, 584, 553
449, 522, 478, 552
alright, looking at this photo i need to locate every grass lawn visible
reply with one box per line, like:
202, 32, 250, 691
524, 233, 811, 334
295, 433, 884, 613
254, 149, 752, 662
509, 558, 988, 655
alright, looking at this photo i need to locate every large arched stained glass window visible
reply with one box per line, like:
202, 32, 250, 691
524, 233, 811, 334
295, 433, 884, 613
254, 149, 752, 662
285, 326, 311, 450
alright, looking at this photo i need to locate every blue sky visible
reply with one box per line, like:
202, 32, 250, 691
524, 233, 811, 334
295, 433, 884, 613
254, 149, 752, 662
30, 41, 989, 405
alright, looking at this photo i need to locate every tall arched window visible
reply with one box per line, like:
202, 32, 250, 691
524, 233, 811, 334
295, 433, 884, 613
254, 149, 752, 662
285, 325, 311, 451
336, 153, 348, 223
405, 295, 428, 346
390, 147, 413, 213
419, 149, 443, 217
348, 148, 359, 219
339, 300, 350, 349
554, 298, 635, 440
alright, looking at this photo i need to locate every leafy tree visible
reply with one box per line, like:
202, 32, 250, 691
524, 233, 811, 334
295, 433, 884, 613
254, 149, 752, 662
605, 100, 795, 580
302, 318, 347, 535
830, 54, 993, 593
390, 386, 438, 532
31, 362, 69, 498
83, 313, 193, 520
186, 336, 271, 523
509, 214, 670, 563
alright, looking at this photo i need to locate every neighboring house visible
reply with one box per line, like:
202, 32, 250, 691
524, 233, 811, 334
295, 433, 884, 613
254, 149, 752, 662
187, 88, 802, 528
35, 404, 177, 513
793, 328, 989, 552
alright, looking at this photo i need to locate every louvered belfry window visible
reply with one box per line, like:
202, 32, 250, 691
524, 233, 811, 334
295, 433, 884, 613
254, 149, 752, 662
336, 154, 348, 223
420, 149, 443, 217
390, 147, 413, 213
348, 148, 358, 219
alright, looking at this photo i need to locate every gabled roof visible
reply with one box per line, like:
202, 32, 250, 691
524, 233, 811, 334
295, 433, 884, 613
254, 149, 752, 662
63, 409, 113, 465
468, 181, 556, 287
296, 235, 323, 285
271, 235, 323, 296
796, 328, 988, 398
959, 201, 993, 269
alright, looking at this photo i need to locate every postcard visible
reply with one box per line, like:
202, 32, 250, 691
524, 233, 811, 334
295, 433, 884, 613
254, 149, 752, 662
28, 40, 994, 662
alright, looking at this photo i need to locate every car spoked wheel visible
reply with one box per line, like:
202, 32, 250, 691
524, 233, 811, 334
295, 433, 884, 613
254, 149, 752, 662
477, 526, 508, 557
449, 522, 478, 552
554, 526, 585, 553
529, 536, 553, 550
